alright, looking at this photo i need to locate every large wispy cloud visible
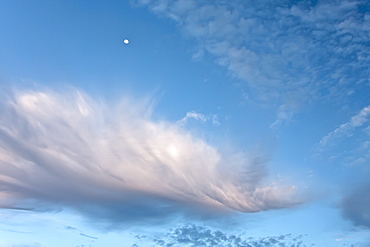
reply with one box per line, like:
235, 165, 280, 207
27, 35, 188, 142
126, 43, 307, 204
0, 88, 299, 225
135, 0, 370, 123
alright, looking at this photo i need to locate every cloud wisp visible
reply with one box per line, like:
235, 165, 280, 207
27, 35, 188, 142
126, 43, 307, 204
316, 105, 370, 149
314, 105, 370, 167
0, 88, 299, 225
177, 111, 220, 126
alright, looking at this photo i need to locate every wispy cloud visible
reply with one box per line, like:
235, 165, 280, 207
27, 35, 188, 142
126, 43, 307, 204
135, 0, 370, 123
315, 105, 370, 150
0, 88, 299, 225
64, 226, 98, 240
79, 233, 98, 240
314, 105, 370, 169
177, 111, 220, 126
178, 111, 207, 124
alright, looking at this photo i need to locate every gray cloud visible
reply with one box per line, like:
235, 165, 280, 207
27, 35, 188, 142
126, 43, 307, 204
341, 183, 370, 228
79, 233, 97, 240
132, 224, 311, 247
135, 0, 370, 124
64, 226, 98, 241
0, 88, 299, 226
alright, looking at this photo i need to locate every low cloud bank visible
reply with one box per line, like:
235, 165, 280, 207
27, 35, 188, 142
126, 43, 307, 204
133, 224, 310, 247
0, 88, 299, 224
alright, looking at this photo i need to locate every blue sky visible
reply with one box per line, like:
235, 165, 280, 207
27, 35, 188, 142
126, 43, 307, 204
0, 0, 369, 246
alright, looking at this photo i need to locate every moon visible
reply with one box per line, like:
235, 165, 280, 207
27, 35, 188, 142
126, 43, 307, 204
123, 39, 129, 44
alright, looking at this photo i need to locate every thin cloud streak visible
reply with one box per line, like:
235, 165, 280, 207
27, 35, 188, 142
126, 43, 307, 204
0, 88, 299, 225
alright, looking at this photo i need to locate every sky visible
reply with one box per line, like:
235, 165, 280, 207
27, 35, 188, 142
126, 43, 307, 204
0, 0, 369, 246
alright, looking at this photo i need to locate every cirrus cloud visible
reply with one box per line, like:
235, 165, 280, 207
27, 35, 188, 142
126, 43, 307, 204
0, 88, 299, 225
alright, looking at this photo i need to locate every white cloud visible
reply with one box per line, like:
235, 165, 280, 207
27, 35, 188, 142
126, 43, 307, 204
178, 111, 207, 124
177, 111, 220, 126
0, 88, 299, 225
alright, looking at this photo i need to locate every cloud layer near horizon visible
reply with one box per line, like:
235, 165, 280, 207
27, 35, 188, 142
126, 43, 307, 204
132, 224, 310, 247
0, 89, 298, 224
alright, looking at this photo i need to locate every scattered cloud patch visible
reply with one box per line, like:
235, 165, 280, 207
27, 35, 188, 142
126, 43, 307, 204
132, 224, 312, 247
0, 88, 299, 226
136, 0, 370, 123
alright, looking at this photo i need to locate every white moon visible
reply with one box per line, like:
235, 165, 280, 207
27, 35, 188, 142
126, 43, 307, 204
123, 39, 129, 44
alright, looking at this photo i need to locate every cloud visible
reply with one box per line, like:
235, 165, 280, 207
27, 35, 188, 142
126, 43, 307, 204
64, 226, 98, 240
135, 0, 370, 123
65, 226, 78, 231
341, 183, 370, 228
313, 105, 370, 170
178, 111, 207, 124
0, 88, 299, 225
132, 224, 310, 247
79, 233, 98, 240
177, 111, 220, 126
